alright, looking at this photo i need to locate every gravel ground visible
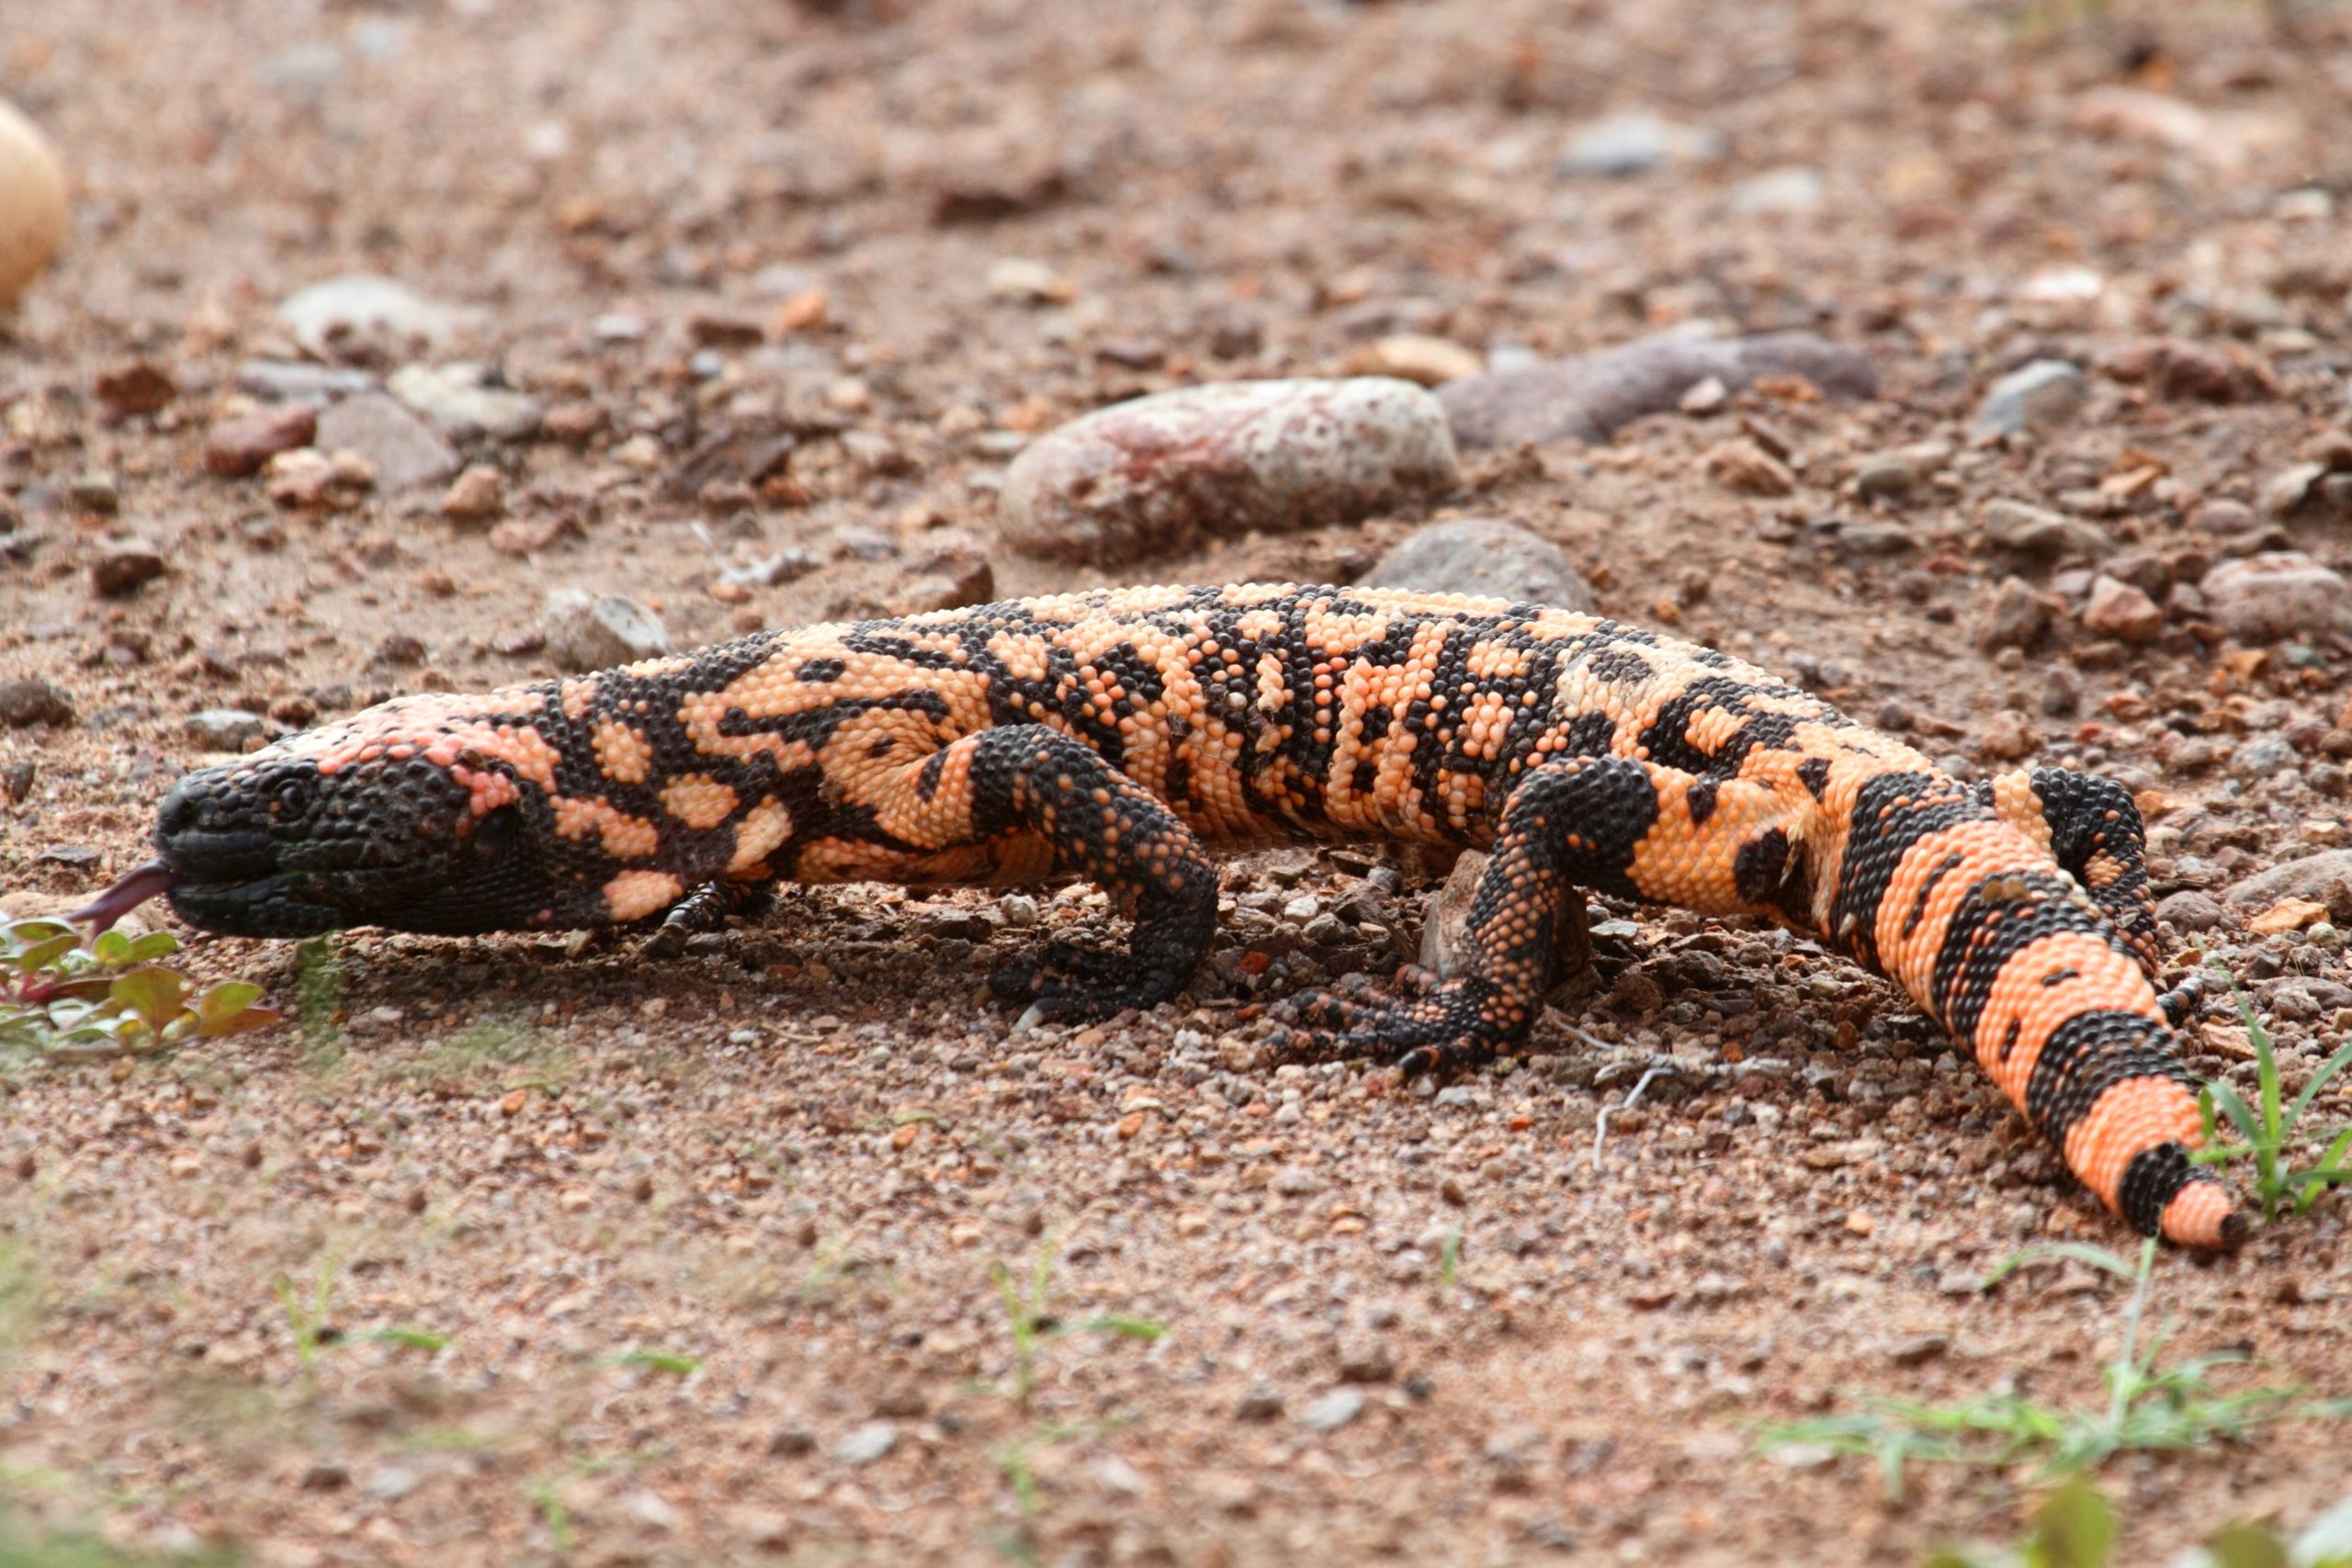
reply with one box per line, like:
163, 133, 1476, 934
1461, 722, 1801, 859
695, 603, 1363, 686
5, 1, 2352, 1563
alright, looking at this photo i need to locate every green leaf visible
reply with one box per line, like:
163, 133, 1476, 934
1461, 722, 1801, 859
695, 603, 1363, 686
13, 932, 79, 978
108, 967, 189, 1036
360, 1326, 451, 1351
197, 1005, 280, 1040
2029, 1478, 2115, 1568
1051, 1315, 1166, 1341
2205, 1079, 2264, 1147
1979, 1243, 2140, 1290
2208, 1523, 2290, 1568
2288, 1043, 2352, 1133
193, 981, 266, 1027
91, 930, 131, 967
121, 931, 182, 964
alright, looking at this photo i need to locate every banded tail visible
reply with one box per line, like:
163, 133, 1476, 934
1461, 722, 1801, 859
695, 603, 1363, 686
1828, 768, 2241, 1248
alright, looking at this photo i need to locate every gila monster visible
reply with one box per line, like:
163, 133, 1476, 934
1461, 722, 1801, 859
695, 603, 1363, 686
78, 582, 2241, 1247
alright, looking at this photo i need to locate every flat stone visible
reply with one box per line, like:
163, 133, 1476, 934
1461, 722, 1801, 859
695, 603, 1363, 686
1972, 359, 2086, 438
1728, 165, 1824, 215
2199, 552, 2352, 643
1555, 111, 1724, 177
1000, 378, 1459, 565
2226, 852, 2352, 922
831, 1421, 897, 1466
1343, 334, 1484, 386
1982, 499, 2111, 561
544, 590, 670, 672
235, 359, 379, 406
1358, 518, 1596, 611
2154, 890, 2229, 932
206, 405, 318, 478
1297, 1389, 1364, 1431
187, 709, 266, 750
388, 362, 545, 443
1438, 331, 1874, 450
314, 392, 458, 491
277, 275, 465, 356
0, 676, 74, 728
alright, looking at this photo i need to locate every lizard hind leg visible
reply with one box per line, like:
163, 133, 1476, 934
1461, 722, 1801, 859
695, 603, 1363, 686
1984, 768, 2163, 980
1275, 755, 1680, 1077
639, 879, 779, 960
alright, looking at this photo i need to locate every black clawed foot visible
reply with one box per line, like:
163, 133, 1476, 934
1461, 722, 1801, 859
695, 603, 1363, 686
2157, 972, 2211, 1028
1271, 970, 1512, 1077
641, 882, 777, 961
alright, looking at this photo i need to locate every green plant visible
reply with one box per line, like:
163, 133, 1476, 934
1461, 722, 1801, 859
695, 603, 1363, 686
966, 1237, 1162, 1560
1758, 1241, 2349, 1504
1931, 1483, 2352, 1568
0, 918, 276, 1058
291, 936, 344, 1067
271, 1253, 448, 1389
984, 1237, 1164, 1411
0, 1516, 243, 1568
1928, 1477, 2113, 1568
604, 1348, 699, 1375
2193, 963, 2352, 1222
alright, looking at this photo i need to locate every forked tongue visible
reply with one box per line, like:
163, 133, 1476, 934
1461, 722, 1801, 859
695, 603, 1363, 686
71, 858, 178, 934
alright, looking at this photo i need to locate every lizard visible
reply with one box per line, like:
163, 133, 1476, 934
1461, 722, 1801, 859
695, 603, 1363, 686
75, 582, 2242, 1248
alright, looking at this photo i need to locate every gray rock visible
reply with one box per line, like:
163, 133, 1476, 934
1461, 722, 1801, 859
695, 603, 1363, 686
1982, 499, 2111, 561
2231, 735, 2297, 777
1851, 457, 1917, 502
1556, 112, 1724, 177
2199, 552, 2352, 643
1358, 518, 1596, 611
1971, 359, 2086, 438
236, 359, 379, 407
187, 709, 266, 750
831, 1421, 897, 1466
313, 393, 458, 491
1297, 1389, 1364, 1431
0, 677, 74, 728
544, 590, 670, 672
1728, 165, 1824, 215
277, 275, 466, 356
1832, 522, 1918, 558
2226, 852, 2352, 922
1437, 332, 1874, 450
387, 362, 544, 443
2261, 461, 2328, 519
2155, 890, 2229, 932
1000, 378, 1458, 565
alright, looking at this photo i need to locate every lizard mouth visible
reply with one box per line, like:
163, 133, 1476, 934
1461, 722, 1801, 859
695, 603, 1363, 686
74, 852, 351, 939
72, 858, 180, 934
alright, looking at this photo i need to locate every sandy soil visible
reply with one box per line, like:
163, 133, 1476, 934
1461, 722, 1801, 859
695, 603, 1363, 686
4, 0, 2352, 1563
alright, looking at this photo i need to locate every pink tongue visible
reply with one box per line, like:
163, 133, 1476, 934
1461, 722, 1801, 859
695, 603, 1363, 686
71, 858, 179, 934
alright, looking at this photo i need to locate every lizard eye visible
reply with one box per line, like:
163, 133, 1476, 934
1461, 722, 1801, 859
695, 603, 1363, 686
470, 806, 522, 854
273, 778, 313, 817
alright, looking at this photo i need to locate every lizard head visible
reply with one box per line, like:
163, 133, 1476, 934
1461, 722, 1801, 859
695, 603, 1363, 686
81, 694, 610, 938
